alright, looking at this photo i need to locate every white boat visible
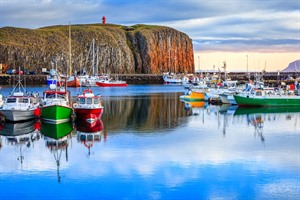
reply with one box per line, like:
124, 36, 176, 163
0, 71, 40, 122
0, 93, 3, 109
219, 92, 238, 105
46, 69, 58, 85
96, 78, 127, 87
163, 73, 182, 84
205, 80, 239, 101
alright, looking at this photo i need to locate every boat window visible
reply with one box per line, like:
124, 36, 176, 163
94, 98, 100, 104
46, 94, 54, 98
87, 98, 92, 105
57, 94, 65, 99
256, 91, 263, 96
79, 98, 86, 104
21, 98, 29, 103
7, 98, 16, 103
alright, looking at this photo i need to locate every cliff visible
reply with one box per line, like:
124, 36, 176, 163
0, 24, 194, 74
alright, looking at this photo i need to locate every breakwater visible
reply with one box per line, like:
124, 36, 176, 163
0, 72, 298, 86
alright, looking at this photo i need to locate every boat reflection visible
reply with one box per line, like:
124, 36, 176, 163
41, 120, 73, 139
40, 120, 73, 183
75, 119, 105, 156
234, 107, 300, 115
0, 119, 41, 166
233, 107, 300, 143
0, 119, 40, 136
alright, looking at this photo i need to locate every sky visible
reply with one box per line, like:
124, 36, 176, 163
0, 0, 299, 71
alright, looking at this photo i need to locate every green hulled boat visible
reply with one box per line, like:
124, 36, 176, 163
41, 120, 73, 139
234, 89, 300, 107
41, 87, 73, 123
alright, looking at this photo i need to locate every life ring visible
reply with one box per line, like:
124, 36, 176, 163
83, 89, 93, 95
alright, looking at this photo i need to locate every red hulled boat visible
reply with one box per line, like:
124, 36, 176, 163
73, 89, 104, 123
96, 80, 127, 87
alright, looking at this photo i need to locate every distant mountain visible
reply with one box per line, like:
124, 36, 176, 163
281, 60, 300, 72
0, 24, 194, 74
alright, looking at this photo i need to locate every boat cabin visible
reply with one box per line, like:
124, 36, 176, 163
4, 92, 38, 107
76, 95, 101, 107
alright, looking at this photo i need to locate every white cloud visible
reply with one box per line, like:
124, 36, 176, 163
0, 0, 299, 52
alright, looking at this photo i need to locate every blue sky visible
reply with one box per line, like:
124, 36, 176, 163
0, 0, 299, 70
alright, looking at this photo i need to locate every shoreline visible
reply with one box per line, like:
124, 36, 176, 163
0, 72, 298, 86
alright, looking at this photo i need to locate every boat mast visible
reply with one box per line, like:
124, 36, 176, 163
168, 36, 171, 72
96, 46, 99, 75
69, 22, 72, 77
223, 61, 227, 81
92, 38, 95, 76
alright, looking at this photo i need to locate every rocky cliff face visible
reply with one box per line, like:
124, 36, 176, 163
0, 24, 194, 74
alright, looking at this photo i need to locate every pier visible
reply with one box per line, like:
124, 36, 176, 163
0, 72, 298, 86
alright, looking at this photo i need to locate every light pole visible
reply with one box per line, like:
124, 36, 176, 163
246, 55, 249, 79
198, 56, 200, 73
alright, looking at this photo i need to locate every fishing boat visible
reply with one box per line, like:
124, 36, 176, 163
0, 92, 4, 109
233, 89, 300, 107
66, 75, 81, 87
41, 75, 73, 123
46, 69, 58, 86
73, 88, 104, 123
163, 73, 182, 84
219, 92, 238, 105
0, 71, 40, 122
180, 88, 205, 101
96, 79, 127, 87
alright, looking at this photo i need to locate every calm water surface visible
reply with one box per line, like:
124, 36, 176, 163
0, 85, 299, 200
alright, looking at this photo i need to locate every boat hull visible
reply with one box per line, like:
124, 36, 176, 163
67, 76, 81, 87
219, 94, 237, 105
96, 81, 127, 87
0, 109, 37, 122
234, 95, 300, 107
41, 105, 72, 123
74, 107, 103, 123
46, 78, 57, 85
180, 90, 205, 101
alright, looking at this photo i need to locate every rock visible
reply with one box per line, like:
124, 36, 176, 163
0, 24, 194, 74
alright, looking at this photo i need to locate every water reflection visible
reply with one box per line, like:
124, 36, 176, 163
75, 119, 105, 156
216, 105, 300, 142
101, 93, 189, 132
0, 119, 41, 167
0, 93, 299, 199
40, 120, 73, 183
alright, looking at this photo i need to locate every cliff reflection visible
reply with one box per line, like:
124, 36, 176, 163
101, 93, 190, 132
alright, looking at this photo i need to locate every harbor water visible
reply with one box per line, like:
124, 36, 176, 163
0, 84, 299, 199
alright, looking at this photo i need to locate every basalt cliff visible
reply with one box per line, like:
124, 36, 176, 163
0, 24, 194, 74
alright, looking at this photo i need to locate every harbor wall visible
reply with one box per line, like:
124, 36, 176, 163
0, 72, 298, 86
